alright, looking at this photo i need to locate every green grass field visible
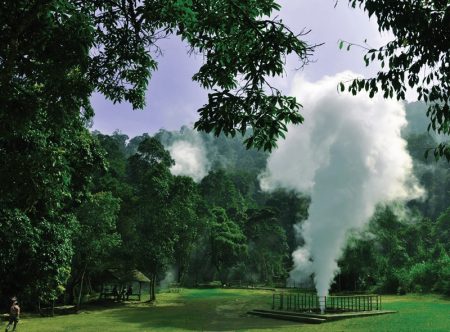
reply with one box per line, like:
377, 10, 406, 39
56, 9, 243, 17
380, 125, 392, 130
8, 289, 450, 332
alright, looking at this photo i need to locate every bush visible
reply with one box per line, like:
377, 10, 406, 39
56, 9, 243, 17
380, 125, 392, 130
409, 262, 435, 292
433, 253, 450, 296
394, 268, 412, 293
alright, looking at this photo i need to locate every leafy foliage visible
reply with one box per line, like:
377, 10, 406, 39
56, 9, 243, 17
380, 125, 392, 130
345, 0, 450, 159
209, 207, 247, 281
0, 1, 104, 303
171, 176, 203, 283
244, 208, 289, 283
0, 0, 314, 301
165, 0, 314, 150
73, 192, 121, 273
338, 205, 450, 295
1, 1, 315, 151
200, 170, 247, 217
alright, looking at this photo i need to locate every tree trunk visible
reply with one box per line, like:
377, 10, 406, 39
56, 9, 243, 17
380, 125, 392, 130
65, 277, 79, 304
138, 282, 142, 301
66, 268, 84, 305
150, 274, 156, 301
177, 265, 184, 284
76, 264, 88, 310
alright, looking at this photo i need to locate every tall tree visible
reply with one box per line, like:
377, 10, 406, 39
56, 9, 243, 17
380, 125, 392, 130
244, 208, 289, 284
0, 1, 104, 304
209, 208, 247, 283
435, 207, 450, 252
70, 192, 121, 307
125, 137, 175, 300
170, 176, 204, 283
2, 1, 316, 151
200, 169, 248, 223
264, 190, 310, 255
124, 137, 202, 299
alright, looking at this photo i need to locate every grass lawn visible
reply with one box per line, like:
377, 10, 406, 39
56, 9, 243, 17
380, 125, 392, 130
8, 289, 450, 332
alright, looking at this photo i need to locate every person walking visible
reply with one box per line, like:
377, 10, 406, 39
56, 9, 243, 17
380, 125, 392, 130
5, 298, 20, 332
126, 286, 132, 301
112, 286, 118, 301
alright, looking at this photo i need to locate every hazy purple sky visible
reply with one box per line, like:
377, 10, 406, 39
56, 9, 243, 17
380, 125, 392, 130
91, 0, 391, 138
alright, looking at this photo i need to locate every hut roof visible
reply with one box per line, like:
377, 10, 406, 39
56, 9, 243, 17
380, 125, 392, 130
104, 268, 151, 283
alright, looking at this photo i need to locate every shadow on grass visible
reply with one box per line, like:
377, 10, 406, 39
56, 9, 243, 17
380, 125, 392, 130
111, 299, 303, 331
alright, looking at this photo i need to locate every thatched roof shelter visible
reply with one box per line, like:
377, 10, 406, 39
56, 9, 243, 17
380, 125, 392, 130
104, 268, 151, 283
99, 268, 150, 301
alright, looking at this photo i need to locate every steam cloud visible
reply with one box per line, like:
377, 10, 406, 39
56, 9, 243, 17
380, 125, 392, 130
159, 267, 176, 290
166, 133, 210, 182
260, 72, 423, 305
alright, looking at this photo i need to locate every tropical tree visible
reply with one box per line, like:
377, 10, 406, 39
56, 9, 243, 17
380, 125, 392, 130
124, 137, 175, 300
70, 192, 121, 307
345, 0, 450, 159
0, 127, 102, 305
435, 207, 450, 252
170, 176, 204, 283
244, 208, 289, 284
200, 169, 248, 224
0, 0, 104, 304
209, 207, 247, 283
1, 1, 316, 151
264, 190, 310, 255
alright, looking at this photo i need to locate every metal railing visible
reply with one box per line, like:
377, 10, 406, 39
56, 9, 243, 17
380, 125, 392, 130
272, 292, 382, 312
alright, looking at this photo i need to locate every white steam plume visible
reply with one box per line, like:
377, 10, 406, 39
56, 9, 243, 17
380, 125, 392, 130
260, 72, 423, 307
166, 134, 210, 182
159, 267, 176, 290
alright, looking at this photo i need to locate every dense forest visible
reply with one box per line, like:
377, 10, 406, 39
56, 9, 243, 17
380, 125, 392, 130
3, 100, 449, 309
88, 101, 450, 298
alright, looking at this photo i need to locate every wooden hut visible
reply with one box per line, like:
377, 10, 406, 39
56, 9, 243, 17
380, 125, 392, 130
99, 268, 151, 301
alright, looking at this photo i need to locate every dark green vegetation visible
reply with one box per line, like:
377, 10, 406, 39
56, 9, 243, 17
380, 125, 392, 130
1, 0, 314, 152
1, 0, 450, 322
345, 0, 450, 159
1, 101, 450, 310
335, 102, 450, 296
17, 289, 450, 331
0, 0, 314, 309
75, 129, 310, 302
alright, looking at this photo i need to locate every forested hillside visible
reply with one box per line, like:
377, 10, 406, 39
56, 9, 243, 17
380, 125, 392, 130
80, 101, 450, 301
337, 102, 450, 295
87, 128, 310, 300
2, 102, 449, 309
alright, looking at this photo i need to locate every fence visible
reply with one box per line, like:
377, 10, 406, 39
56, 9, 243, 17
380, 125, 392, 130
272, 292, 382, 313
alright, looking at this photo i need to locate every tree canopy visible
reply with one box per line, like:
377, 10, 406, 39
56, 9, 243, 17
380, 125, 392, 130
1, 0, 316, 151
345, 0, 450, 159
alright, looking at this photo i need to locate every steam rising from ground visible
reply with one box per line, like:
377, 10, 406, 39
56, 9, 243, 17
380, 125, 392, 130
260, 72, 423, 304
159, 267, 176, 290
166, 133, 210, 182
